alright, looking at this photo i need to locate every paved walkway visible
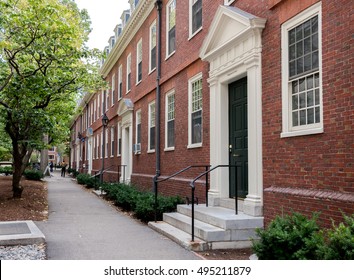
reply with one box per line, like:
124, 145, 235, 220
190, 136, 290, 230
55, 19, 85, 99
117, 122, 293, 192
35, 171, 201, 260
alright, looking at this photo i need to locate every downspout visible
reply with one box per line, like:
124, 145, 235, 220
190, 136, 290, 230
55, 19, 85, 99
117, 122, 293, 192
153, 0, 163, 222
155, 0, 162, 179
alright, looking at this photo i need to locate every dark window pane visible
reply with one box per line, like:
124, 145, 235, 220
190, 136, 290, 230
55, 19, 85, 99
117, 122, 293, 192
307, 108, 314, 124
312, 51, 319, 69
169, 26, 176, 54
300, 109, 306, 125
304, 37, 311, 54
289, 29, 296, 44
151, 46, 156, 70
315, 107, 320, 123
137, 124, 141, 144
296, 58, 304, 75
150, 127, 155, 150
292, 111, 299, 126
138, 62, 142, 82
292, 94, 299, 110
192, 0, 202, 34
307, 90, 314, 106
167, 120, 174, 147
289, 61, 296, 77
192, 110, 202, 144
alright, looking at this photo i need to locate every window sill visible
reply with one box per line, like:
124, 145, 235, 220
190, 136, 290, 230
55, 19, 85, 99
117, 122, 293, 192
187, 143, 202, 149
165, 50, 175, 61
188, 27, 202, 41
148, 68, 156, 75
147, 149, 155, 154
281, 127, 323, 138
164, 147, 175, 152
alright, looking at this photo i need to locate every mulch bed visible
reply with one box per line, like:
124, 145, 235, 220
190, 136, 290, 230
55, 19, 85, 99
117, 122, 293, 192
0, 176, 48, 221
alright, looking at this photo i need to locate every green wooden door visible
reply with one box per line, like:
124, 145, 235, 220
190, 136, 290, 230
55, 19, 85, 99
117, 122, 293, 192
229, 78, 248, 198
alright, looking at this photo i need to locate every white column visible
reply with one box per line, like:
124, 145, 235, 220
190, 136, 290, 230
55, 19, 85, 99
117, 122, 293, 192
244, 62, 263, 216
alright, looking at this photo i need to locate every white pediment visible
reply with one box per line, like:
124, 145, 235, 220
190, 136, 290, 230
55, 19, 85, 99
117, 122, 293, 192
117, 98, 134, 116
200, 5, 266, 62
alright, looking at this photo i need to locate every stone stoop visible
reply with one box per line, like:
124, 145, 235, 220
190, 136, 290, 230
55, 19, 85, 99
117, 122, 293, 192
148, 204, 263, 251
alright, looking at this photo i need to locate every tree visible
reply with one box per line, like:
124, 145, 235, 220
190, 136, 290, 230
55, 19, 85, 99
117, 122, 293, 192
0, 0, 105, 198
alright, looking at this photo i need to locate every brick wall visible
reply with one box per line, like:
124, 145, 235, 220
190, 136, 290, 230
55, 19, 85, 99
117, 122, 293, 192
261, 0, 354, 226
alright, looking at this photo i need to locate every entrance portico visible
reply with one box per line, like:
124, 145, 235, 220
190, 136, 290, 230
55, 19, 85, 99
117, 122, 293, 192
200, 6, 266, 216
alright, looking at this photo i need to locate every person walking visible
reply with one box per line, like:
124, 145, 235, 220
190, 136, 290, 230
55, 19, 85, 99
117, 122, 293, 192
61, 161, 67, 177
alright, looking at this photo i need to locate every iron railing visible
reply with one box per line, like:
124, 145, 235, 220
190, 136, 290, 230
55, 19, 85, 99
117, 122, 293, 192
92, 164, 127, 183
153, 165, 210, 222
189, 165, 237, 241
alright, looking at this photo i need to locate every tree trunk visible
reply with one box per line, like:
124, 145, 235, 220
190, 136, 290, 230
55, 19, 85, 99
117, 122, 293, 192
11, 142, 33, 199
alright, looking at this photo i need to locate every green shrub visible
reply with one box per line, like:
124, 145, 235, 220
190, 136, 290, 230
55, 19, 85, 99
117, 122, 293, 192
76, 173, 99, 189
23, 169, 44, 181
134, 193, 185, 223
252, 212, 324, 260
317, 214, 354, 260
76, 173, 90, 185
101, 182, 185, 222
0, 166, 13, 175
114, 184, 140, 211
101, 183, 121, 200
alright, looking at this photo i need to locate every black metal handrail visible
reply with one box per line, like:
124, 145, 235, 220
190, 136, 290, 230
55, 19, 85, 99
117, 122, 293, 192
153, 165, 210, 222
189, 164, 237, 242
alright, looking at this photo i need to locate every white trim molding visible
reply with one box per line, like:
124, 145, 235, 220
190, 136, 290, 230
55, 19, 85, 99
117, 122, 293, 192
200, 5, 266, 217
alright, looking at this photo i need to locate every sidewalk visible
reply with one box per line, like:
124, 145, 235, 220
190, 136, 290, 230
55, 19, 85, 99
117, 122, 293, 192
35, 171, 202, 260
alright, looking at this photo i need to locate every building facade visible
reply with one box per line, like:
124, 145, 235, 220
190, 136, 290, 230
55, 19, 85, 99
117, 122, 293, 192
71, 0, 353, 227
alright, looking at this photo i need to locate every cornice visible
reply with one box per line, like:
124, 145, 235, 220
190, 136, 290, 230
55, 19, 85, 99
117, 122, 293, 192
100, 0, 156, 78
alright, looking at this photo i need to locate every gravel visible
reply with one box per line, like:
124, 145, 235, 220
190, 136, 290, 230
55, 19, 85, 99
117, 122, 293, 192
0, 244, 46, 260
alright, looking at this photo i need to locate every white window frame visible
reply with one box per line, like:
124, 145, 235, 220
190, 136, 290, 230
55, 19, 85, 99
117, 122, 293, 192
126, 53, 132, 93
149, 20, 157, 73
224, 0, 235, 5
136, 38, 143, 84
166, 0, 176, 58
188, 73, 203, 148
189, 0, 202, 39
148, 101, 156, 153
117, 122, 122, 157
281, 2, 323, 138
118, 64, 123, 100
111, 74, 115, 106
165, 90, 175, 151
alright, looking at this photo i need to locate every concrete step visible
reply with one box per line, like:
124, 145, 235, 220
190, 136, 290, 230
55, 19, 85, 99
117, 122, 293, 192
177, 204, 264, 230
163, 212, 229, 242
148, 221, 209, 251
219, 198, 244, 211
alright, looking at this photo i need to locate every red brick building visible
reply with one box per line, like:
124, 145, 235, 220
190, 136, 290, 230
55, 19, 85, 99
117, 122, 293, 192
71, 0, 353, 236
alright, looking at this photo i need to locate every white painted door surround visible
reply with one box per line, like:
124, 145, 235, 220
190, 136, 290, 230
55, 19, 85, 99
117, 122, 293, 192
200, 6, 266, 216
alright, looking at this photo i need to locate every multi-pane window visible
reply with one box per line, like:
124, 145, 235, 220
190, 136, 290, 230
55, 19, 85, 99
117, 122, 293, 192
190, 0, 202, 36
105, 90, 109, 111
148, 101, 156, 151
281, 3, 322, 137
150, 21, 157, 72
167, 0, 176, 56
111, 74, 115, 106
189, 74, 202, 146
117, 122, 122, 156
136, 110, 141, 146
105, 129, 108, 158
166, 91, 175, 149
110, 126, 115, 157
136, 39, 143, 83
118, 65, 123, 100
127, 53, 131, 93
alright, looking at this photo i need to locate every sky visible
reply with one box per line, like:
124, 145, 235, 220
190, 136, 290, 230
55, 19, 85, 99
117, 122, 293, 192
74, 0, 130, 50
